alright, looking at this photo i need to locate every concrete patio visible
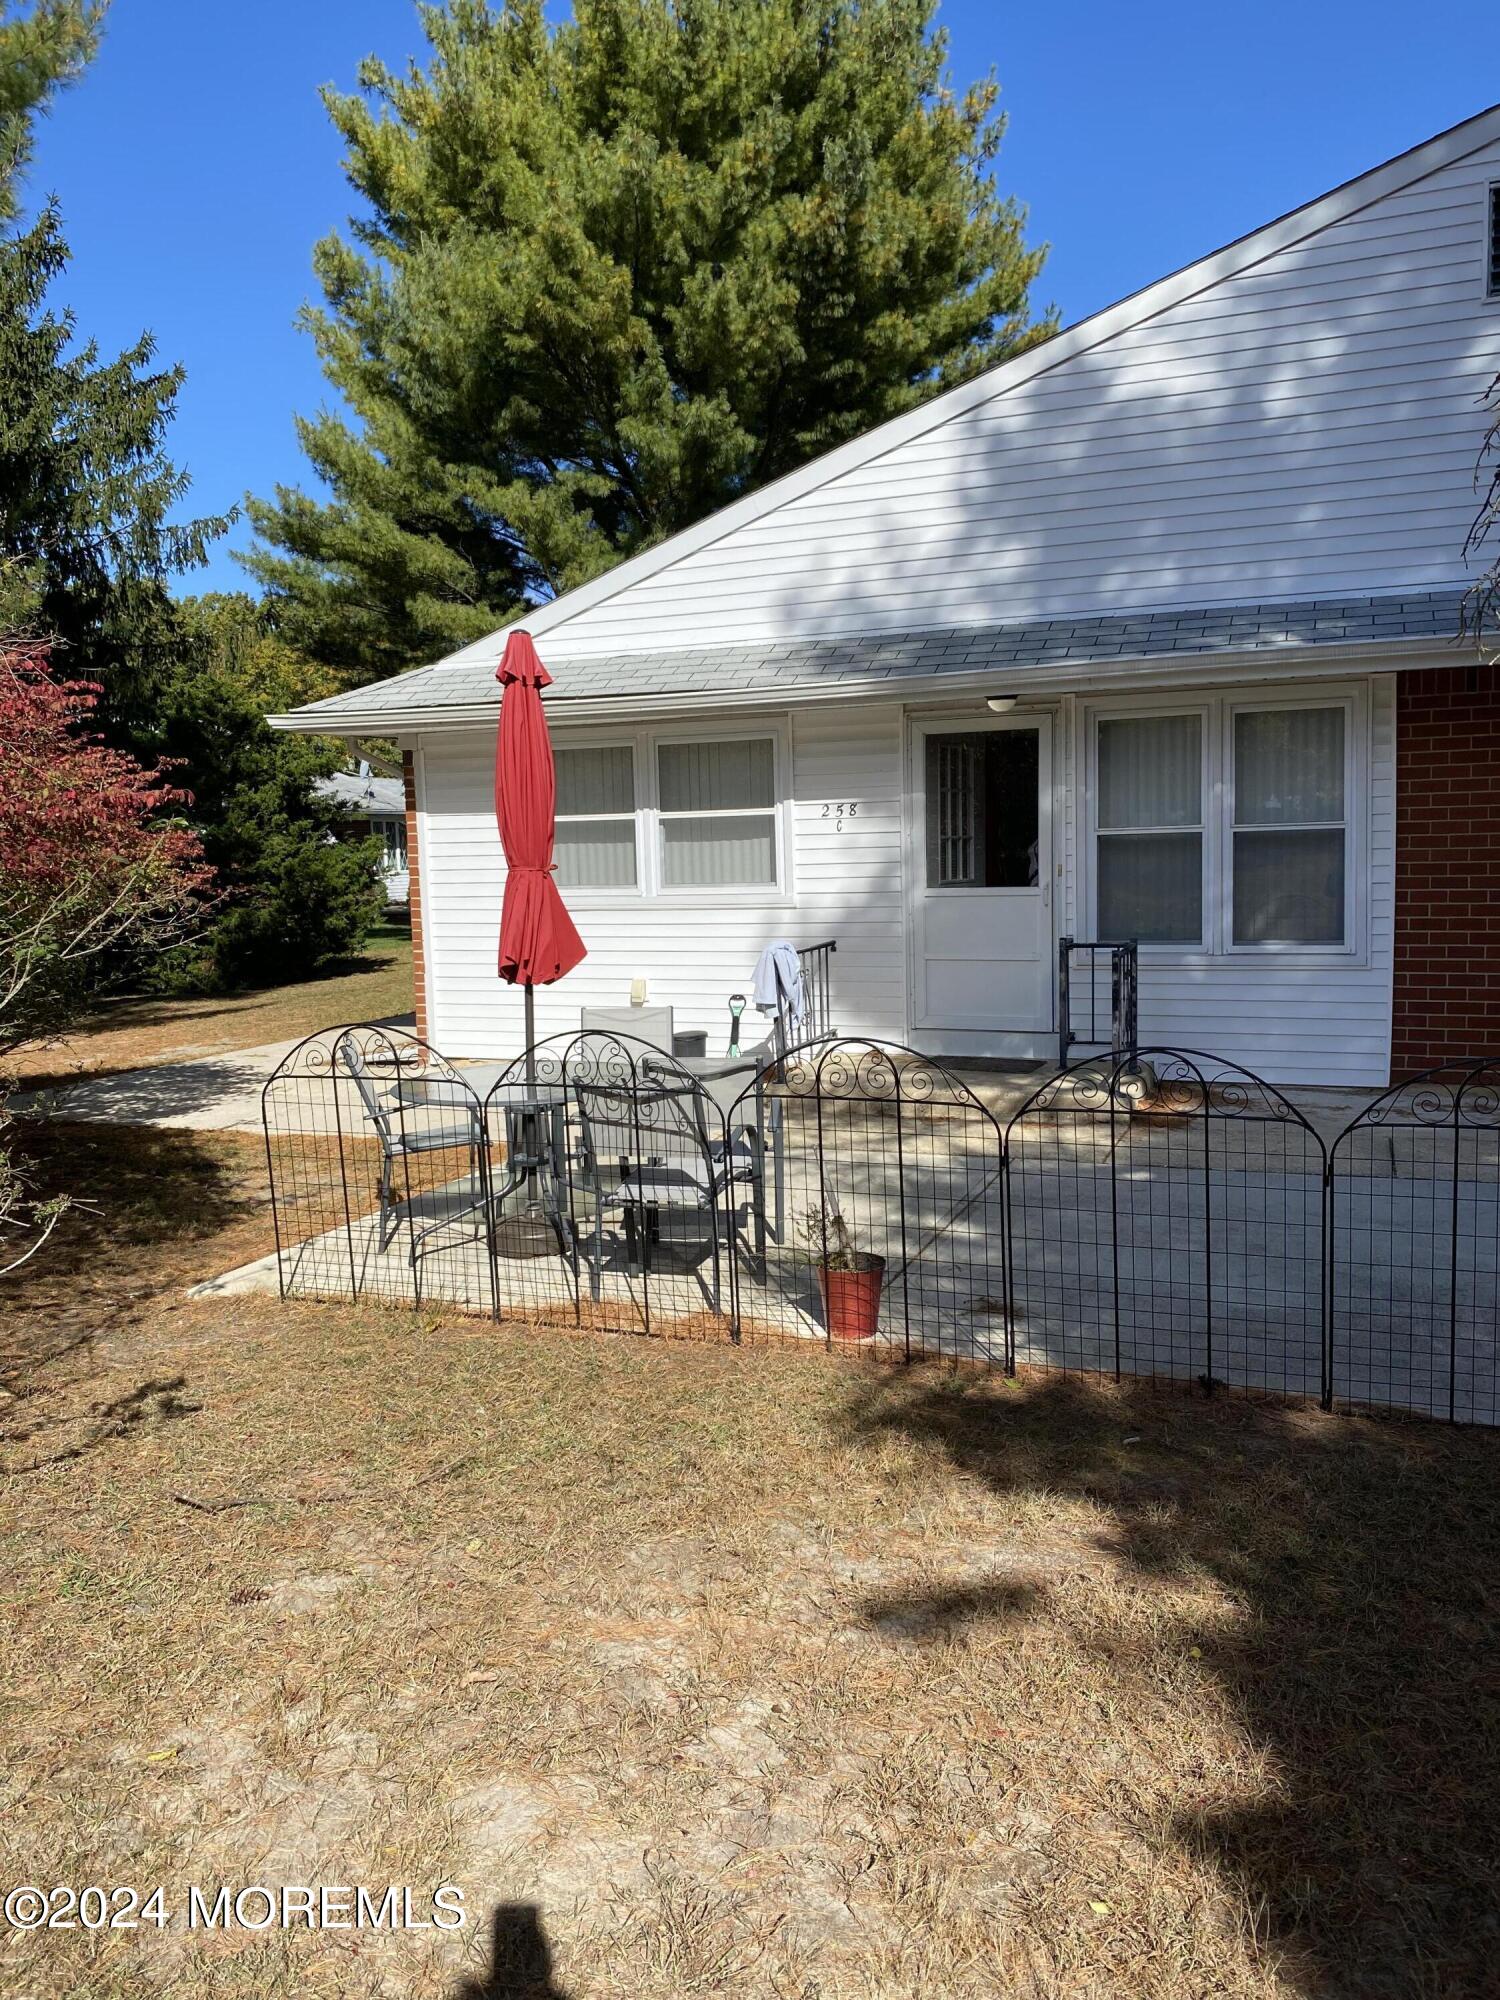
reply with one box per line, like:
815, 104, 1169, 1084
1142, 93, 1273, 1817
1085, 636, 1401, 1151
208, 1056, 1500, 1425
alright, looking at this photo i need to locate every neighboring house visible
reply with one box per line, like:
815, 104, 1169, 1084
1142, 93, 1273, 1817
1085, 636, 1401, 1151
273, 107, 1500, 1088
313, 767, 411, 905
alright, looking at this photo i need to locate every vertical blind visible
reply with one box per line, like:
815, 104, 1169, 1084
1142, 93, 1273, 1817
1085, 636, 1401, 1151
658, 739, 775, 813
1232, 708, 1345, 944
658, 738, 777, 887
553, 745, 638, 888
1096, 714, 1204, 942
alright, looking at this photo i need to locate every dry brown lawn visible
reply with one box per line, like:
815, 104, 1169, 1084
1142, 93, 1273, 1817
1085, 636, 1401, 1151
6, 923, 414, 1092
2, 1119, 1499, 1998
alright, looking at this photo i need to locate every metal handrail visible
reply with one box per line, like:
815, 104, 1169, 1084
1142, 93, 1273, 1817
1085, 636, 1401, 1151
1057, 937, 1138, 1064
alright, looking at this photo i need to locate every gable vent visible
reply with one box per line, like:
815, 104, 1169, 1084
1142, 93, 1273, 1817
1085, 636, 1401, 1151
1491, 183, 1500, 297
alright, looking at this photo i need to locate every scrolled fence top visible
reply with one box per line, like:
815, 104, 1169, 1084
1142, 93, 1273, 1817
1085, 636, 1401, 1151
1006, 1046, 1325, 1143
478, 1028, 706, 1103
1334, 1057, 1500, 1138
264, 1021, 466, 1091
776, 1037, 998, 1114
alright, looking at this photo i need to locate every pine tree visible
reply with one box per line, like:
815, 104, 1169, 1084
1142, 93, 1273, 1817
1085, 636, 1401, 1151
246, 0, 1053, 681
0, 0, 102, 221
0, 22, 385, 995
0, 199, 225, 701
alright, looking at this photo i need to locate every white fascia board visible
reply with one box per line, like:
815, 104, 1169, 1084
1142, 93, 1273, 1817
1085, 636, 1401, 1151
266, 633, 1479, 738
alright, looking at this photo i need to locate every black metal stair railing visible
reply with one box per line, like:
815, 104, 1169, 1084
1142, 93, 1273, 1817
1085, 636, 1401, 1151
1057, 936, 1138, 1065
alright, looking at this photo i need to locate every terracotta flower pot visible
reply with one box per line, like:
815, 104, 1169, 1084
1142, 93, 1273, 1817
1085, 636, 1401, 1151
817, 1256, 886, 1342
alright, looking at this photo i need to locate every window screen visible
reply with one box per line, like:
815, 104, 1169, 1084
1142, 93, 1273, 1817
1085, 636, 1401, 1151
553, 744, 638, 888
1232, 708, 1345, 945
1096, 714, 1204, 942
657, 738, 778, 888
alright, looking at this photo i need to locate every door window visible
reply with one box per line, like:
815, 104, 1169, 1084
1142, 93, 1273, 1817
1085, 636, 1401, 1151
924, 730, 1039, 888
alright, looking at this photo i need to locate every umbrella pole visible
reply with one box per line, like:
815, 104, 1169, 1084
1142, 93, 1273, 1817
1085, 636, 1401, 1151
524, 981, 537, 1091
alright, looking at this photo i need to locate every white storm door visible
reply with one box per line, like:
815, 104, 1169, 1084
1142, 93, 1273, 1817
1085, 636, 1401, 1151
912, 716, 1053, 1033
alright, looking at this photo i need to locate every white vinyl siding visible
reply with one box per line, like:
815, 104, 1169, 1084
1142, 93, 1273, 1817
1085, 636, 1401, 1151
414, 672, 1395, 1086
416, 708, 903, 1061
533, 133, 1500, 656
1074, 679, 1392, 1085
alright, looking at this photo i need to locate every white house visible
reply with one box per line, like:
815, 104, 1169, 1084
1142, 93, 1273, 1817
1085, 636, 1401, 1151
312, 766, 411, 904
272, 106, 1500, 1088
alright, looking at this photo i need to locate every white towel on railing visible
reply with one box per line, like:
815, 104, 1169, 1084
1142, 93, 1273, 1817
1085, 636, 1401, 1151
752, 941, 804, 1025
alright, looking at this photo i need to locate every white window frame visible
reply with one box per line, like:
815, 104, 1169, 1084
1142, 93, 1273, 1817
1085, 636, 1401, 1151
544, 720, 792, 905
1090, 704, 1210, 949
648, 720, 790, 903
1083, 684, 1366, 961
550, 733, 645, 902
1224, 692, 1357, 957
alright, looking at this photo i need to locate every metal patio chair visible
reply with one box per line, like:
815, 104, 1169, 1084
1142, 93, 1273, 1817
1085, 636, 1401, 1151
572, 1072, 747, 1311
334, 1032, 488, 1258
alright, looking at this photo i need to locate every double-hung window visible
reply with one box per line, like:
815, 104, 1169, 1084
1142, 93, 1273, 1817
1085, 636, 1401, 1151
1230, 706, 1346, 945
548, 732, 784, 895
553, 744, 639, 889
1091, 695, 1355, 953
657, 737, 778, 890
1095, 713, 1204, 943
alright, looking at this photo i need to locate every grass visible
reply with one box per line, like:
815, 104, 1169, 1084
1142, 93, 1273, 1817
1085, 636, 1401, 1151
5, 921, 414, 1092
2, 1120, 1500, 1997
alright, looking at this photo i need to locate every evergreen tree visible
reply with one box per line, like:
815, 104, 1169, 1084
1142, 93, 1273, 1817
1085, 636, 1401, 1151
0, 197, 225, 697
247, 0, 1053, 681
0, 0, 101, 221
0, 29, 385, 995
155, 595, 386, 993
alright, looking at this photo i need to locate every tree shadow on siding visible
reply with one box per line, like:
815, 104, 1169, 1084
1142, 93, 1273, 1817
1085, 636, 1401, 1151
845, 1371, 1500, 1999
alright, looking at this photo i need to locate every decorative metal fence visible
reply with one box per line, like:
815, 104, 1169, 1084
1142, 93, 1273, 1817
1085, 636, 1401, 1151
725, 1041, 1007, 1363
261, 1028, 1500, 1428
1007, 1050, 1328, 1402
262, 1024, 493, 1314
1329, 1060, 1500, 1425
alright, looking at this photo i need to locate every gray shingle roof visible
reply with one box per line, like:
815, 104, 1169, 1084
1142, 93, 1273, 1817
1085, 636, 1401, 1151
281, 590, 1470, 726
312, 771, 405, 815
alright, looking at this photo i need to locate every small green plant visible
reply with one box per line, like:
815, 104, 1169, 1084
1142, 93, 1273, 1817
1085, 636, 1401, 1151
797, 1203, 862, 1272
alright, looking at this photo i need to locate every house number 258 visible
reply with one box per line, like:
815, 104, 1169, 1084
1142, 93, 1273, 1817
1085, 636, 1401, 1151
821, 801, 860, 832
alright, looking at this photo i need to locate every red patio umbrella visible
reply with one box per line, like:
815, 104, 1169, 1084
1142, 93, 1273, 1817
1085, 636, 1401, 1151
495, 629, 586, 1076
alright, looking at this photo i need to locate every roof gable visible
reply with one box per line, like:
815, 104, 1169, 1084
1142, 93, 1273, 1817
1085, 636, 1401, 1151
277, 102, 1500, 725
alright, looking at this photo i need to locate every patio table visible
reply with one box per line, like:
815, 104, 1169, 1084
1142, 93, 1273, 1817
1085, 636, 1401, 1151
389, 1067, 572, 1258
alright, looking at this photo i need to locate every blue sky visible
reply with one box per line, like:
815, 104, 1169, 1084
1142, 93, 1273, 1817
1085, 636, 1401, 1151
28, 0, 1500, 595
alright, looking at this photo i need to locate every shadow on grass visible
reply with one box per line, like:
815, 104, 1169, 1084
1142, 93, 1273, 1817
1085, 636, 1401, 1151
1, 1374, 200, 1475
846, 1371, 1500, 1999
1, 1122, 266, 1391
452, 1904, 572, 1999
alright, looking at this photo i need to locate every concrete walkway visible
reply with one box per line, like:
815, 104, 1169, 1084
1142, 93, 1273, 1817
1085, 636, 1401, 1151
7, 1040, 302, 1133
8, 1013, 419, 1135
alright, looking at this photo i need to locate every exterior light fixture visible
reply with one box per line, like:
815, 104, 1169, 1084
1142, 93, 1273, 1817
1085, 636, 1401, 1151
986, 695, 1019, 714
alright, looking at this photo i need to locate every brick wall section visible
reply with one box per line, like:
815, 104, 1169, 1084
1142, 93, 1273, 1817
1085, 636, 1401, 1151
401, 751, 428, 1046
1391, 663, 1500, 1078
